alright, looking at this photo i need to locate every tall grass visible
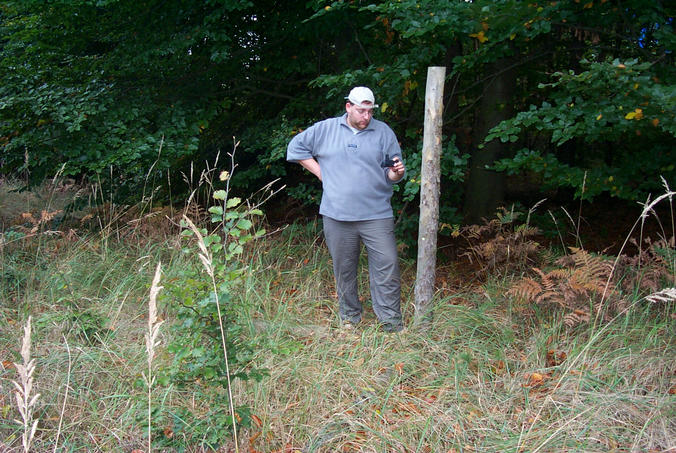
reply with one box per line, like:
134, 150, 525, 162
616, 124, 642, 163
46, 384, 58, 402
0, 182, 674, 452
1, 229, 182, 451
231, 220, 675, 452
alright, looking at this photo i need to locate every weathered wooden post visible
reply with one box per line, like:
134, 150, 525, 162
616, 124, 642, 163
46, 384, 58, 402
414, 66, 446, 327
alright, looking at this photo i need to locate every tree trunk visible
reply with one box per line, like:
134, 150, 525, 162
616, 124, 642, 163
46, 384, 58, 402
414, 66, 446, 327
463, 59, 516, 224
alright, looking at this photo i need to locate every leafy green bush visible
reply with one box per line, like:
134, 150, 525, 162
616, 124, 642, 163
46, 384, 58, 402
489, 58, 676, 200
158, 189, 267, 449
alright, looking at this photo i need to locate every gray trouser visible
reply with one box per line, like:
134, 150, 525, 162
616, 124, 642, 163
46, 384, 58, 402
322, 216, 403, 330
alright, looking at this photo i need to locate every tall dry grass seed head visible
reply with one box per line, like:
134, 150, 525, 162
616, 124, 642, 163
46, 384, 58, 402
143, 262, 164, 453
12, 316, 40, 453
644, 287, 676, 304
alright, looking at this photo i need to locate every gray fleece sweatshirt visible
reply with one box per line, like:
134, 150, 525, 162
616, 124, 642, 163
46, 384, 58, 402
287, 113, 404, 221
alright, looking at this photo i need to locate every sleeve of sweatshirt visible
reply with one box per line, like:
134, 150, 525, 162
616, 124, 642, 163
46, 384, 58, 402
286, 124, 317, 163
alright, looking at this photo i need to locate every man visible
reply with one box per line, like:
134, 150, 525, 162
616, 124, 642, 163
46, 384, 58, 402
286, 86, 406, 332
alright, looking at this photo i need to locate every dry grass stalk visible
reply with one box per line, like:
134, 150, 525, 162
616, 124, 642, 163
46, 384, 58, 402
12, 316, 40, 453
53, 335, 72, 453
143, 262, 164, 453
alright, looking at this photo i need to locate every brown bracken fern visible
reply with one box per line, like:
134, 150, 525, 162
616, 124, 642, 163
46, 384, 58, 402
460, 207, 543, 278
508, 248, 626, 327
616, 237, 676, 293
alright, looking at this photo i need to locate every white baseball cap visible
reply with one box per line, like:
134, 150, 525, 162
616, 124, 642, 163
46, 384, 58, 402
345, 86, 378, 109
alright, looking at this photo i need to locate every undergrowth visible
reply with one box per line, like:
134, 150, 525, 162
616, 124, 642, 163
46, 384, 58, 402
0, 180, 674, 452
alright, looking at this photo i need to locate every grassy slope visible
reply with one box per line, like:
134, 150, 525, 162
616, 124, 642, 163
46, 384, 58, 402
0, 192, 674, 452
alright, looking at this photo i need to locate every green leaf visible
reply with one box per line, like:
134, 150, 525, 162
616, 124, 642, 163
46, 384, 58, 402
213, 190, 227, 200
236, 219, 253, 230
228, 243, 244, 255
226, 197, 242, 208
204, 234, 221, 247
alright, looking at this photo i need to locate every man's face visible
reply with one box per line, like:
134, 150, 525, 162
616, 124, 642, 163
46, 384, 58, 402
346, 102, 374, 130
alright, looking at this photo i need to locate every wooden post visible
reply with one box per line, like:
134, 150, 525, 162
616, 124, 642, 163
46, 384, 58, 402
414, 66, 446, 326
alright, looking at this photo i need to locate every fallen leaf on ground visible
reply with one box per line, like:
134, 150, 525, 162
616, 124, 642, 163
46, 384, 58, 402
525, 372, 546, 387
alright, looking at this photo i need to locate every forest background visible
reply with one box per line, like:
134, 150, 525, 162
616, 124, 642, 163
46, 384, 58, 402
1, 0, 674, 227
0, 1, 675, 452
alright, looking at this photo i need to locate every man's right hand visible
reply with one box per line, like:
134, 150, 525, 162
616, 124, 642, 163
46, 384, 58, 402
387, 157, 405, 181
299, 158, 322, 181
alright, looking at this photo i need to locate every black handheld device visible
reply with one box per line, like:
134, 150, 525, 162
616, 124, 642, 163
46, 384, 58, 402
381, 154, 396, 168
